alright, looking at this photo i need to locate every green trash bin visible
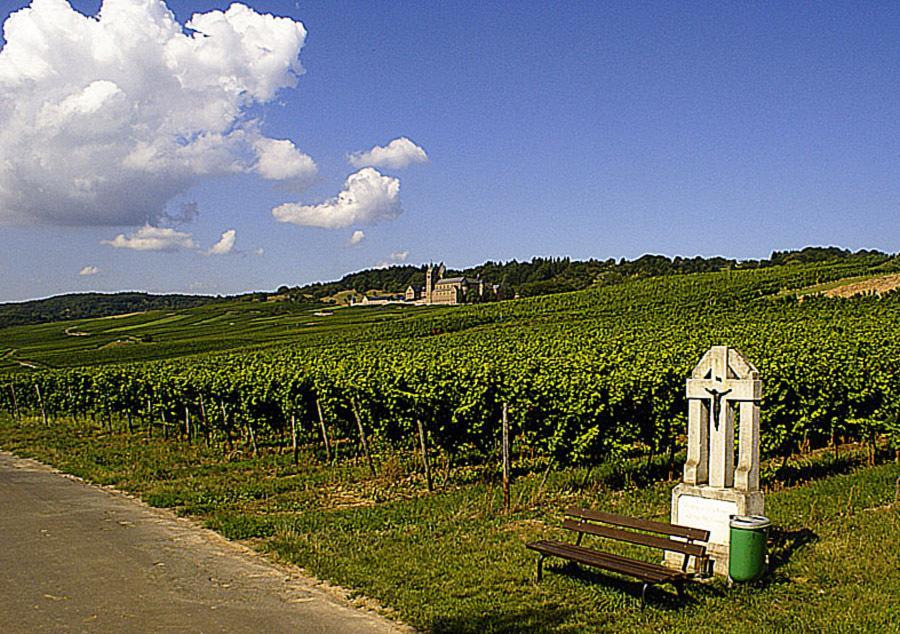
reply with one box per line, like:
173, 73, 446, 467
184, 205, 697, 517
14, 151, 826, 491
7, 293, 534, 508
729, 515, 770, 582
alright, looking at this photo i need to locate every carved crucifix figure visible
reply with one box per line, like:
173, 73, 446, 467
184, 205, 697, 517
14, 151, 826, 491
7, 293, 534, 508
704, 386, 732, 431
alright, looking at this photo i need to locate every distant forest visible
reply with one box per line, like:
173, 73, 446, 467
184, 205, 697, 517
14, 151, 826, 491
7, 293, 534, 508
1, 247, 893, 328
285, 246, 894, 302
0, 293, 218, 329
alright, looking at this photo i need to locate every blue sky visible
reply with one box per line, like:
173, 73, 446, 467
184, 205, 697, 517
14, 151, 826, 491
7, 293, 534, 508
0, 0, 897, 303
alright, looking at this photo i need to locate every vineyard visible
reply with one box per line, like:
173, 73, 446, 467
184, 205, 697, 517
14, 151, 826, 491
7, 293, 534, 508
2, 256, 899, 471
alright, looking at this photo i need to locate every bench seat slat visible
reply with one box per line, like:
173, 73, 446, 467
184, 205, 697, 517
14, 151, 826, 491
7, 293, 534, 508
561, 519, 706, 558
564, 507, 710, 542
526, 539, 687, 583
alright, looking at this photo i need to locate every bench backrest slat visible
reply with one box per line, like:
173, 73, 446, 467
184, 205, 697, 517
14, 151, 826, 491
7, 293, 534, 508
565, 507, 710, 542
561, 518, 707, 558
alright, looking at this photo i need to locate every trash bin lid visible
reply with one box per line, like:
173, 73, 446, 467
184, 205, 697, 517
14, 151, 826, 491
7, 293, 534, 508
730, 515, 771, 529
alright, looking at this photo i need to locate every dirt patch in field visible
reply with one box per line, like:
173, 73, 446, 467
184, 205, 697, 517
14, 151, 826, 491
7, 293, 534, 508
99, 339, 138, 349
823, 273, 900, 298
98, 311, 148, 319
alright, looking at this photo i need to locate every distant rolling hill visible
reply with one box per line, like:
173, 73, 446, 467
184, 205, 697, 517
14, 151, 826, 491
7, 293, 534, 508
0, 292, 221, 329
3, 247, 894, 328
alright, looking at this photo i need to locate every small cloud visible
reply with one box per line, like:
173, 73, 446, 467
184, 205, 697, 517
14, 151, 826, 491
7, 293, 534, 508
349, 230, 365, 246
101, 225, 196, 252
375, 250, 410, 268
208, 228, 236, 255
272, 167, 401, 229
348, 137, 428, 170
79, 265, 100, 276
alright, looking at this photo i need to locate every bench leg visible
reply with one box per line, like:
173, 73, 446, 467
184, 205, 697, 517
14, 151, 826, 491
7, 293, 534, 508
641, 583, 649, 609
674, 580, 685, 601
536, 555, 546, 582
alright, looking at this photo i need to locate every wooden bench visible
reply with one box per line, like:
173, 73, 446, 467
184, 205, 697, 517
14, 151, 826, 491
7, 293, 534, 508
526, 507, 710, 607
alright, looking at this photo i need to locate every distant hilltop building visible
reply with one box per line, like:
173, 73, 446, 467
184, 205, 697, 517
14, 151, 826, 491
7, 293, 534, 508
407, 262, 486, 305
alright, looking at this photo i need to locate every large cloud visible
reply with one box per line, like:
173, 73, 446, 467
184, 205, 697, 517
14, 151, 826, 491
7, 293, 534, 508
0, 0, 314, 226
348, 137, 429, 169
272, 167, 401, 229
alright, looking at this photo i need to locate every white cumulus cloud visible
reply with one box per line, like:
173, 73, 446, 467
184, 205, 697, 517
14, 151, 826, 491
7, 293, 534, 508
254, 138, 317, 183
349, 230, 366, 245
0, 0, 311, 226
272, 168, 401, 229
348, 137, 429, 170
101, 224, 196, 252
79, 265, 100, 276
208, 228, 237, 255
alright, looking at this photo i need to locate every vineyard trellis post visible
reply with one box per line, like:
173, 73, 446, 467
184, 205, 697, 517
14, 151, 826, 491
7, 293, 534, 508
291, 413, 299, 465
245, 417, 259, 457
8, 384, 19, 420
502, 402, 510, 513
315, 398, 332, 462
34, 383, 48, 426
417, 418, 433, 492
219, 401, 230, 456
198, 396, 210, 447
351, 398, 376, 478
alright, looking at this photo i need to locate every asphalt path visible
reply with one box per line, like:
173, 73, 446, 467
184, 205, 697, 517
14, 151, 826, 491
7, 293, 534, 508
0, 451, 408, 633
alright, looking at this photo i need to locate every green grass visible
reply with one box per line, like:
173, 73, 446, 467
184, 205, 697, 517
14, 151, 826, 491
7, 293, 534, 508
2, 415, 897, 633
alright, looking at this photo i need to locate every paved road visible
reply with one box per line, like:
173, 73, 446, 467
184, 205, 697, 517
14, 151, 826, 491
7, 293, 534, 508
0, 451, 408, 633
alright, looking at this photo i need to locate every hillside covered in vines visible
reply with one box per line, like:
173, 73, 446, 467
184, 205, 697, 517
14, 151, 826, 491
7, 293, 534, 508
2, 256, 898, 470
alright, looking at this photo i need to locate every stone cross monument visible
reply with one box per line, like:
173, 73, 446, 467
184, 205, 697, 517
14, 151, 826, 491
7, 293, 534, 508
669, 346, 764, 575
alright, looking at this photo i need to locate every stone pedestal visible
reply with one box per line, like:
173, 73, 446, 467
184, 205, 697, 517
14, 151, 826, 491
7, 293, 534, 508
667, 346, 764, 577
668, 484, 764, 575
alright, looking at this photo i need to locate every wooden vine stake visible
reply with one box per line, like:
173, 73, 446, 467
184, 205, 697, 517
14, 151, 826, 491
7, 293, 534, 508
417, 418, 433, 492
502, 402, 510, 513
246, 419, 259, 457
184, 406, 191, 444
9, 384, 19, 420
67, 386, 77, 423
34, 384, 48, 426
350, 398, 376, 478
198, 395, 210, 447
290, 413, 299, 465
315, 398, 332, 462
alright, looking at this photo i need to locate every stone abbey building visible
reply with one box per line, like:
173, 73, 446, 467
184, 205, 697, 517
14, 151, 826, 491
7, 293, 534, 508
406, 263, 486, 305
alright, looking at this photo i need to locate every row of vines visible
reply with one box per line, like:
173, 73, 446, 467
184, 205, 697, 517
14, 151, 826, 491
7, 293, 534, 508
2, 260, 899, 469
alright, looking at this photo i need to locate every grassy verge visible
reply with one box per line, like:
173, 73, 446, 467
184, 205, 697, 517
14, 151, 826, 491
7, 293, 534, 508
1, 415, 897, 633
